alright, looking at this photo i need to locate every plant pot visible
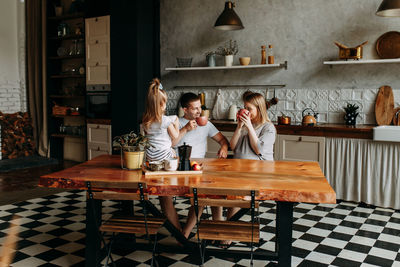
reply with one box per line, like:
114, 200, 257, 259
121, 148, 145, 170
344, 113, 358, 126
224, 55, 233, 67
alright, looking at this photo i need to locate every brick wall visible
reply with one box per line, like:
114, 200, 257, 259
0, 82, 26, 113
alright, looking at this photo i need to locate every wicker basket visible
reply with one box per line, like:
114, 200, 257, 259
52, 104, 70, 116
176, 57, 192, 67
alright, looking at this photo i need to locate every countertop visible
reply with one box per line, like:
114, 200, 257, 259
211, 120, 374, 139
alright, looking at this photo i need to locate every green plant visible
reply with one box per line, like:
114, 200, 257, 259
344, 103, 359, 125
112, 131, 151, 152
216, 40, 238, 56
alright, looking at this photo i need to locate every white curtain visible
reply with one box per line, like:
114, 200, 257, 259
325, 138, 400, 209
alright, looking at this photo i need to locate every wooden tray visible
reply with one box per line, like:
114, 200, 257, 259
376, 31, 400, 59
143, 167, 202, 177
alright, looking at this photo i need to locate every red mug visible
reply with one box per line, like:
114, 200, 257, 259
237, 109, 250, 120
196, 116, 208, 126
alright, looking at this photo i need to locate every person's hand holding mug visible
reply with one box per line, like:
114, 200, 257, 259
184, 120, 197, 131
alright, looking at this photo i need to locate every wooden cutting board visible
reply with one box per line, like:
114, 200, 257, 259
375, 86, 394, 125
143, 168, 202, 177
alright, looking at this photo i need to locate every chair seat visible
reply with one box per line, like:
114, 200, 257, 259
100, 216, 165, 235
198, 220, 260, 243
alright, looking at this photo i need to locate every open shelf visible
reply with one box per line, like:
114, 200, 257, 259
49, 95, 85, 99
51, 74, 85, 79
165, 61, 287, 71
323, 58, 400, 66
48, 13, 84, 21
49, 34, 84, 41
51, 133, 85, 139
49, 55, 85, 60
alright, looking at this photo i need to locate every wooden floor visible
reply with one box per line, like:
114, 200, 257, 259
0, 160, 79, 206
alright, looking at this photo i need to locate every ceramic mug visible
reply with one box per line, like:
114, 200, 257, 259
164, 158, 178, 171
149, 161, 164, 171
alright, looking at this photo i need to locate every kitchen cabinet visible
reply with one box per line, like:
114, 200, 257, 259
276, 134, 325, 172
206, 131, 234, 158
87, 123, 112, 160
85, 16, 111, 87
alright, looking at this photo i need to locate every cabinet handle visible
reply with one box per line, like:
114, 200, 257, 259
96, 62, 99, 66
96, 125, 100, 129
97, 147, 100, 151
298, 137, 302, 142
95, 40, 98, 44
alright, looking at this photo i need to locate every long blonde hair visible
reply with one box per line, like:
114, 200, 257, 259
242, 91, 271, 124
142, 78, 167, 130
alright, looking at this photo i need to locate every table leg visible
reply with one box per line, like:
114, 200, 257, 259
276, 201, 294, 267
85, 197, 102, 267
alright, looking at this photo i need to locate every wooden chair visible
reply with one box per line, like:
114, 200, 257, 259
191, 187, 260, 266
87, 182, 165, 267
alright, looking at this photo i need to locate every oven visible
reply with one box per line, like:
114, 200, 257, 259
86, 92, 111, 118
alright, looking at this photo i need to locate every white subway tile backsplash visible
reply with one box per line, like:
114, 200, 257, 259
165, 87, 389, 124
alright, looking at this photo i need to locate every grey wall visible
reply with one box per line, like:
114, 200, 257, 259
160, 0, 400, 124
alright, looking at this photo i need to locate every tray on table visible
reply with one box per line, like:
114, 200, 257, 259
142, 166, 202, 177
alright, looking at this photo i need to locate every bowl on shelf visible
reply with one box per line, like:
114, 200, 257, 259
176, 57, 192, 67
239, 57, 251, 66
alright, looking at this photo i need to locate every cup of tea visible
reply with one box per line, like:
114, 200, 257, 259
196, 116, 208, 126
237, 108, 250, 120
164, 158, 178, 171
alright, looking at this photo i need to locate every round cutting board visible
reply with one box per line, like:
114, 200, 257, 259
376, 31, 400, 59
375, 85, 394, 125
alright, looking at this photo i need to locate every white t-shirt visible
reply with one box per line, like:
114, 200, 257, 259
144, 115, 177, 161
176, 117, 219, 158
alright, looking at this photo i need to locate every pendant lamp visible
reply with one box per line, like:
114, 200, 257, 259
376, 0, 400, 16
214, 1, 244, 30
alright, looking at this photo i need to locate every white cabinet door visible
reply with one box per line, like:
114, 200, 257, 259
278, 134, 325, 171
87, 124, 112, 160
85, 16, 110, 85
206, 131, 234, 158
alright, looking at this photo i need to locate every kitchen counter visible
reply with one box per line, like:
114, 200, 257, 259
210, 120, 374, 139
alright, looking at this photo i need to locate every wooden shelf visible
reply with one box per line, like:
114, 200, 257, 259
49, 34, 84, 41
52, 115, 85, 118
165, 61, 288, 71
51, 133, 85, 139
49, 95, 85, 99
323, 58, 400, 66
50, 74, 85, 79
49, 55, 85, 60
48, 13, 84, 21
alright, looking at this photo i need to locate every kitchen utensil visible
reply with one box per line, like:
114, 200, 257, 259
334, 41, 368, 60
376, 31, 400, 59
148, 161, 164, 171
375, 85, 394, 125
177, 142, 192, 171
392, 107, 400, 125
302, 108, 318, 126
163, 158, 178, 171
239, 57, 250, 65
228, 104, 237, 121
278, 115, 291, 125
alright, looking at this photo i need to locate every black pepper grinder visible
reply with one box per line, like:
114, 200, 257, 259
178, 142, 192, 171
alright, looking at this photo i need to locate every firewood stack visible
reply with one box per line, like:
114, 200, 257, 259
0, 112, 35, 159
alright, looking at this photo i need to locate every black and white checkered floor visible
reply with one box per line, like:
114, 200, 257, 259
1, 190, 400, 267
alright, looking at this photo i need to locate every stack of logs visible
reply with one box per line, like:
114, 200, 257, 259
0, 112, 35, 159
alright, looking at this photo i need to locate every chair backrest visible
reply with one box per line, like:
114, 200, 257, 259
86, 181, 148, 201
190, 187, 259, 208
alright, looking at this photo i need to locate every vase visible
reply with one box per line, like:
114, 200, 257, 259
121, 147, 145, 170
344, 113, 358, 126
206, 54, 216, 67
224, 55, 233, 67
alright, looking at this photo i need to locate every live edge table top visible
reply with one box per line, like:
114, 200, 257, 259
39, 155, 336, 204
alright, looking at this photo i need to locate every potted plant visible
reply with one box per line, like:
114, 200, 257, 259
344, 103, 359, 126
216, 40, 238, 67
113, 131, 151, 170
205, 51, 216, 67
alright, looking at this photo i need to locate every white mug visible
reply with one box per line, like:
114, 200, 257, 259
164, 158, 178, 171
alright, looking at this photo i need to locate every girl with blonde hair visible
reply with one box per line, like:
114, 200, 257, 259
142, 78, 179, 161
230, 91, 276, 161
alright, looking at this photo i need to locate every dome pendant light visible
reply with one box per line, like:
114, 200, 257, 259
376, 0, 400, 16
214, 1, 244, 30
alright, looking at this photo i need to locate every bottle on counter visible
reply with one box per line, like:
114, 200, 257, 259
261, 45, 266, 64
268, 45, 274, 64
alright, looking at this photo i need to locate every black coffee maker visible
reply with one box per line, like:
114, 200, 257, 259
178, 142, 192, 171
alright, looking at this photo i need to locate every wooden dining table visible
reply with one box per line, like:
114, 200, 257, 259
39, 155, 336, 267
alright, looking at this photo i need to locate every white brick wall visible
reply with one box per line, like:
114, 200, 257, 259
0, 84, 26, 113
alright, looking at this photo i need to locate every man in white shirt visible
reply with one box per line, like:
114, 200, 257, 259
166, 92, 229, 238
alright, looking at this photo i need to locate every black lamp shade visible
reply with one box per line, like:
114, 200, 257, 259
214, 1, 244, 30
376, 0, 400, 16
